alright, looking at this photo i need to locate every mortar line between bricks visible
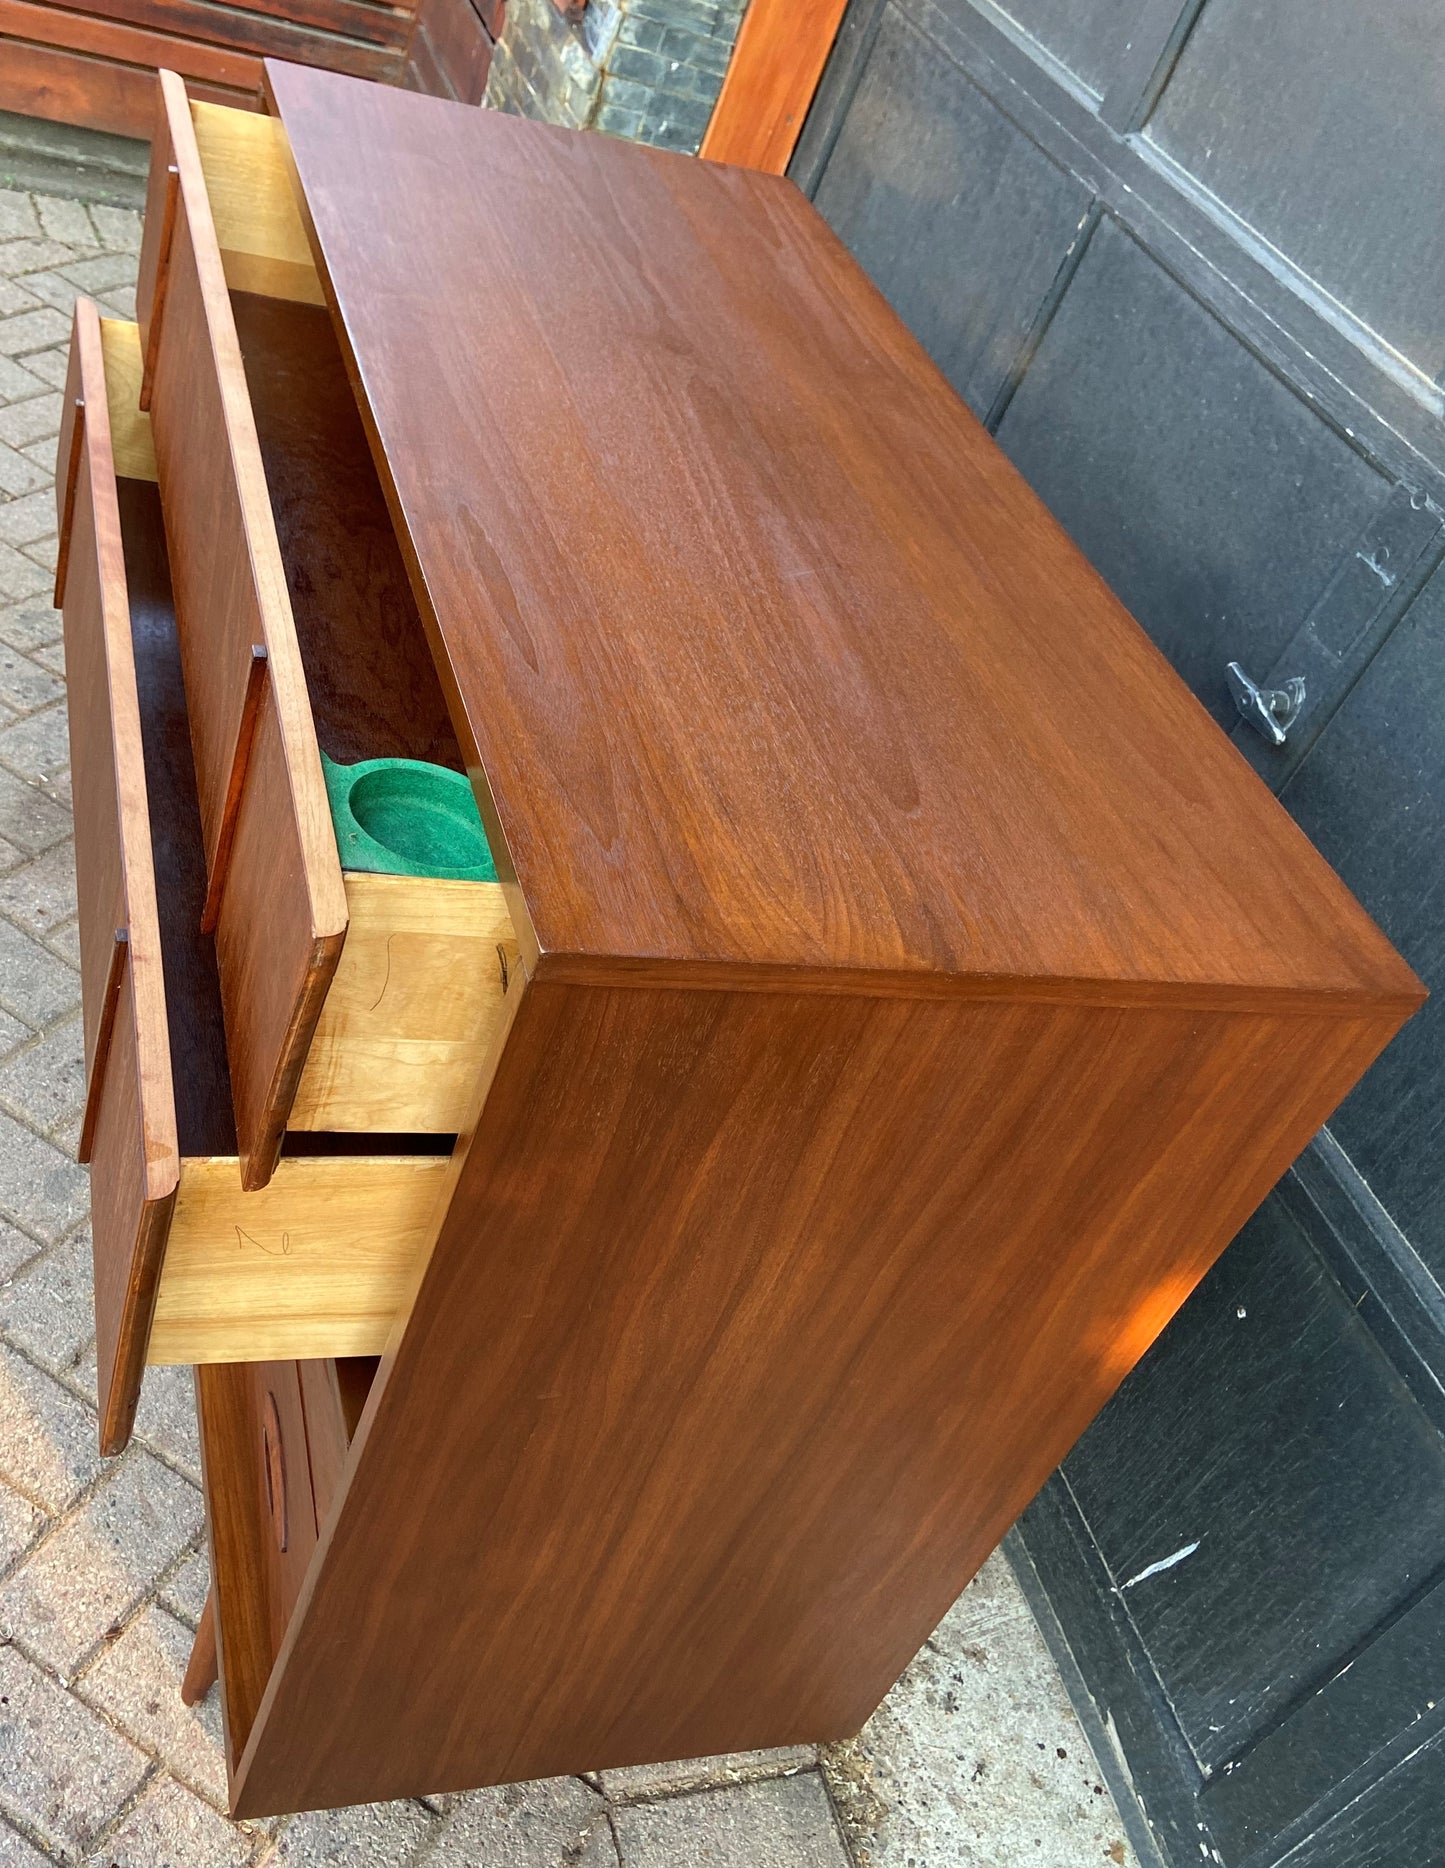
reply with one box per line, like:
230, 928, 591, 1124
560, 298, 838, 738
0, 1794, 70, 1867
0, 1192, 89, 1270
0, 1334, 206, 1496
0, 925, 83, 985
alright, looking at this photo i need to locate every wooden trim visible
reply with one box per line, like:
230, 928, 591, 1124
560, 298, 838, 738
0, 0, 262, 88
199, 643, 269, 934
699, 0, 847, 174
139, 160, 179, 411
182, 1588, 219, 1705
53, 392, 87, 607
147, 1153, 451, 1365
77, 926, 129, 1164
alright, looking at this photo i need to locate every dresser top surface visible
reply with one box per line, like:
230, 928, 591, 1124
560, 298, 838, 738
265, 62, 1415, 1008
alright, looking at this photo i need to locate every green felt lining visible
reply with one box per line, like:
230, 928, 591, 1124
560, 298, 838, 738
322, 752, 497, 882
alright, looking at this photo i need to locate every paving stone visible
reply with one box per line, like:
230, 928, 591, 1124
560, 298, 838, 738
612, 1773, 849, 1867
0, 1012, 29, 1067
0, 769, 68, 854
0, 443, 48, 500
0, 1343, 102, 1513
0, 192, 40, 243
0, 244, 73, 284
0, 1231, 94, 1370
0, 1643, 149, 1856
60, 252, 139, 296
89, 1775, 256, 1868
19, 538, 56, 579
0, 842, 77, 938
0, 1118, 88, 1244
0, 914, 80, 1025
0, 1475, 43, 1572
0, 1448, 203, 1675
132, 1362, 202, 1485
0, 399, 61, 453
0, 280, 40, 319
601, 1747, 815, 1803
34, 198, 95, 249
0, 707, 69, 802
0, 309, 71, 360
96, 286, 138, 322
0, 1816, 51, 1865
0, 543, 50, 603
43, 917, 78, 965
19, 267, 79, 311
0, 357, 46, 403
0, 1218, 43, 1277
429, 1777, 616, 1865
80, 1605, 228, 1804
17, 443, 59, 474
13, 348, 69, 393
158, 1546, 210, 1629
0, 1014, 84, 1134
0, 604, 62, 656
0, 645, 63, 714
0, 496, 57, 553
266, 1799, 434, 1865
23, 640, 65, 676
89, 206, 143, 254
822, 1551, 1138, 1868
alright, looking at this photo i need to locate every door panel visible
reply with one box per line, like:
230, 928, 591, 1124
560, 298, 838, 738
991, 0, 1138, 98
813, 6, 1092, 419
797, 2, 1445, 1861
1064, 1197, 1445, 1774
1280, 565, 1445, 1286
995, 214, 1390, 726
1147, 0, 1445, 387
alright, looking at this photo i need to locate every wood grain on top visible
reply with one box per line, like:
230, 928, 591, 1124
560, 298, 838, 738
266, 62, 1419, 1011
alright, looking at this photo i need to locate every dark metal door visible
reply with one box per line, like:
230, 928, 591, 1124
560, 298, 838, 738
792, 6, 1445, 1864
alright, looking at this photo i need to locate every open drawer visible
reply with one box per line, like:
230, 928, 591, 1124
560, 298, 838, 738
135, 73, 514, 1188
57, 304, 465, 1453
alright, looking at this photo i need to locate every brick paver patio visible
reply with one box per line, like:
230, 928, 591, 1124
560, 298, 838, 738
0, 180, 1139, 1868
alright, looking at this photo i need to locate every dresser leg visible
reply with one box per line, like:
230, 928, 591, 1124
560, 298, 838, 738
182, 1589, 218, 1705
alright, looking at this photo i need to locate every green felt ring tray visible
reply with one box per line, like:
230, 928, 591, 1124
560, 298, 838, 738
322, 752, 497, 882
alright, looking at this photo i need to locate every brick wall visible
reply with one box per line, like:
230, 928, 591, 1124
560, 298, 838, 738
484, 0, 746, 154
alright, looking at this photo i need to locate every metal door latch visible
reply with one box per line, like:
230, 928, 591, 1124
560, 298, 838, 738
1225, 662, 1306, 746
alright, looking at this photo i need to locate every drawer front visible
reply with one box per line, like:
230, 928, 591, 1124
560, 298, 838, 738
138, 70, 346, 1192
198, 1357, 322, 1764
57, 301, 181, 1456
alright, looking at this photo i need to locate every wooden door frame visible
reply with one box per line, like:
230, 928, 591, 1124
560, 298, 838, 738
699, 0, 847, 172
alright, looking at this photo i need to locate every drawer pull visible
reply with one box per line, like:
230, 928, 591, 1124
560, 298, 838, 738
200, 643, 269, 934
140, 163, 180, 412
78, 927, 129, 1165
54, 394, 86, 608
262, 1388, 289, 1553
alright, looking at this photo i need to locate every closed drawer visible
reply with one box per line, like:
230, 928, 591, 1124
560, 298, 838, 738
136, 74, 514, 1187
197, 1352, 375, 1762
58, 305, 462, 1452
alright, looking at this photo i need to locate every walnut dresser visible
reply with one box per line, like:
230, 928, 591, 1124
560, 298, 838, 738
52, 62, 1425, 1818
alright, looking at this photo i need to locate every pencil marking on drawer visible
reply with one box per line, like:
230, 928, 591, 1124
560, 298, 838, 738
236, 1225, 293, 1257
366, 934, 398, 1013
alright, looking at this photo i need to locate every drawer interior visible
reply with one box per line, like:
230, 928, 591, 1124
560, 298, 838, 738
98, 319, 454, 1375
150, 88, 517, 1145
